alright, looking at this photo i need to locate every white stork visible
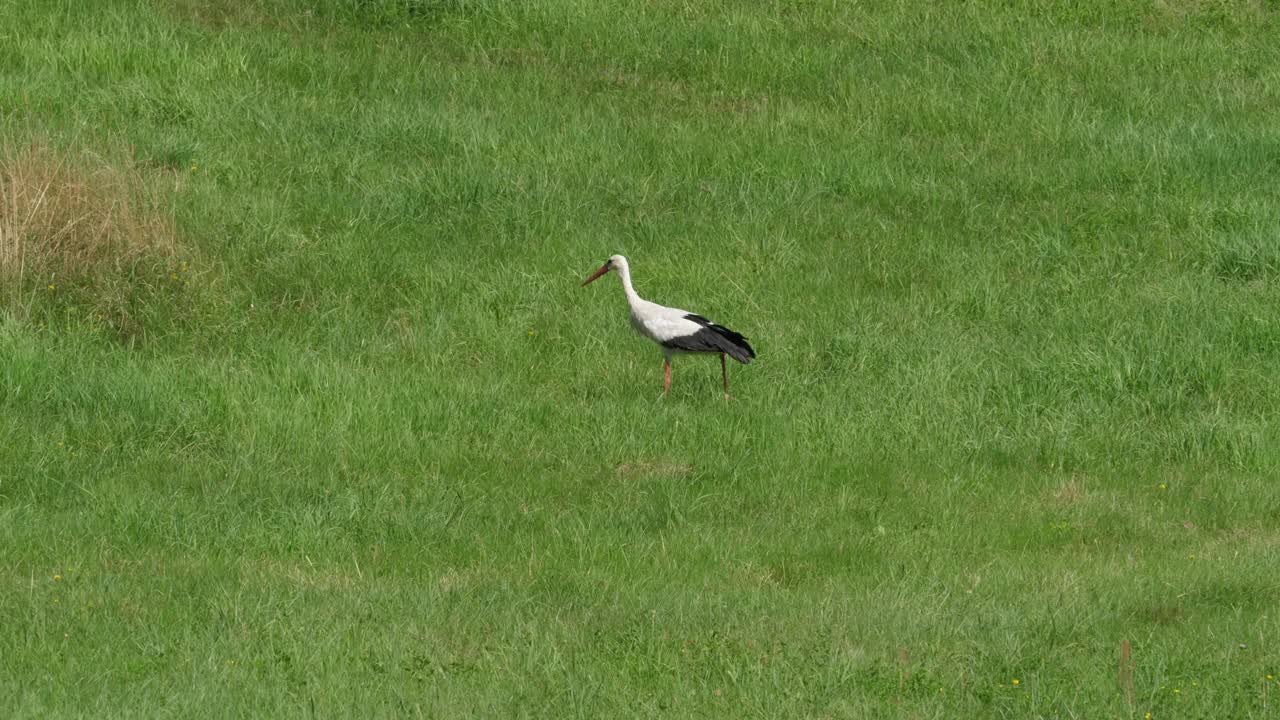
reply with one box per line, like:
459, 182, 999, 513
581, 254, 755, 397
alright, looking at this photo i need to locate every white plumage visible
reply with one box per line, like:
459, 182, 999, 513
581, 254, 755, 397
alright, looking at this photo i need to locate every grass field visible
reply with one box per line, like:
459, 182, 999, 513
3, 0, 1280, 716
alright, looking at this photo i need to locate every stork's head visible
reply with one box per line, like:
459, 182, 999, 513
581, 254, 627, 286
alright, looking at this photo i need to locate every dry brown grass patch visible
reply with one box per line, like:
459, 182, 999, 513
1050, 475, 1088, 507
615, 461, 694, 478
1, 140, 176, 283
1, 138, 188, 334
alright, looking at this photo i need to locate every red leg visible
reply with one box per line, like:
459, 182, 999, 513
721, 353, 730, 399
663, 358, 672, 395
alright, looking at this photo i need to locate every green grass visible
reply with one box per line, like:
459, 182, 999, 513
3, 0, 1280, 716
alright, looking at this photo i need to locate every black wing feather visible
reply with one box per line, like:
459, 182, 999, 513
661, 313, 756, 364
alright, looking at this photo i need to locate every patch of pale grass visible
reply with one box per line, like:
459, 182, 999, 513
0, 138, 180, 323
1, 139, 176, 283
1051, 475, 1088, 507
615, 461, 693, 478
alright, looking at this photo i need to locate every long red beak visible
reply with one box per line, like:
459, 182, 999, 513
581, 264, 610, 287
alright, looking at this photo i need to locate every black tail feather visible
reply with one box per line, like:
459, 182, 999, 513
665, 313, 755, 364
707, 324, 755, 364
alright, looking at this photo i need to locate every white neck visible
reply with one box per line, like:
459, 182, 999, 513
614, 259, 641, 306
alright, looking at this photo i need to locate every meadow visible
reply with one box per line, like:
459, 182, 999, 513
3, 0, 1280, 716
